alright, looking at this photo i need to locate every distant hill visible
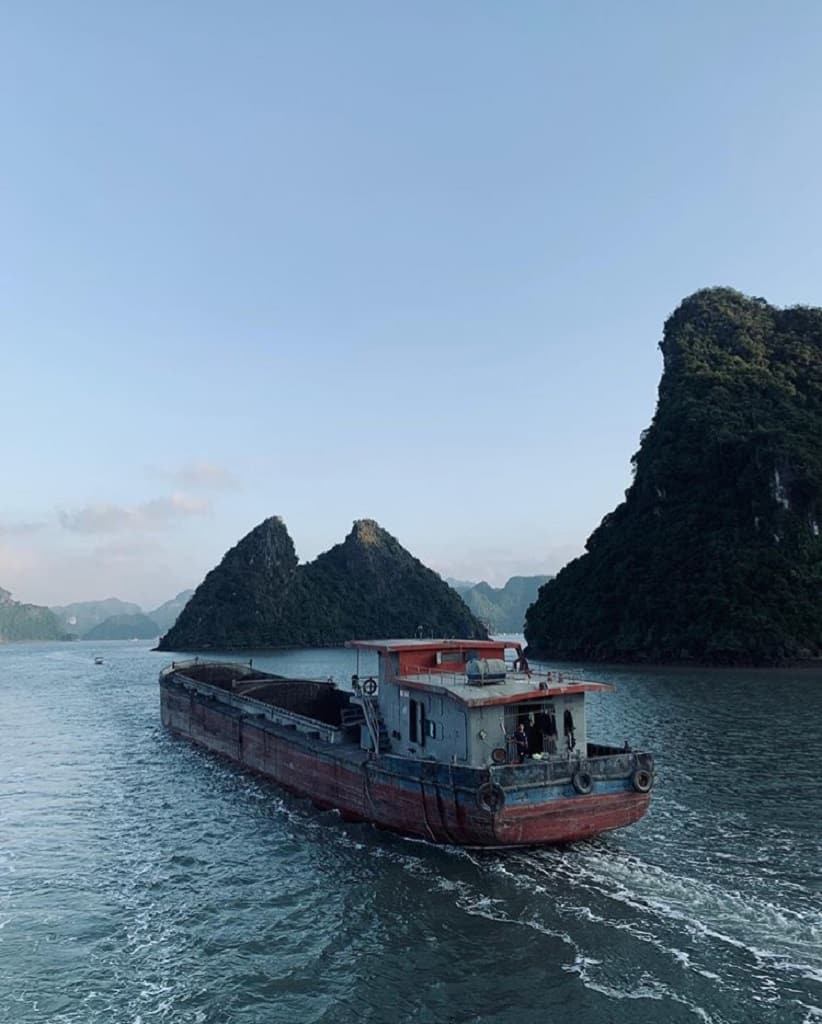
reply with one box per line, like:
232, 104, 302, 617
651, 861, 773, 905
0, 587, 64, 643
452, 576, 552, 633
444, 576, 478, 591
158, 517, 488, 650
51, 598, 141, 636
146, 590, 194, 633
525, 287, 822, 665
83, 613, 160, 641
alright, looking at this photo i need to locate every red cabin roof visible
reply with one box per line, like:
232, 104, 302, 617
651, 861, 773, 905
346, 638, 614, 707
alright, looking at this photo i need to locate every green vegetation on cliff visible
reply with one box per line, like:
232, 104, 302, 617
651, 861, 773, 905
0, 587, 64, 643
525, 288, 822, 665
158, 518, 488, 650
452, 576, 551, 633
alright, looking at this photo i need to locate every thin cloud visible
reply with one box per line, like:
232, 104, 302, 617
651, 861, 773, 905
150, 460, 240, 491
59, 494, 211, 534
142, 494, 211, 520
0, 521, 47, 536
92, 538, 162, 561
60, 504, 132, 533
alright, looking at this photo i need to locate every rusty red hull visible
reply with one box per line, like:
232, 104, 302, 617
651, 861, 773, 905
161, 675, 651, 848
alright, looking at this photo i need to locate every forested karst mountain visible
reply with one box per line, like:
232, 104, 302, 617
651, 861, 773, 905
452, 576, 551, 633
297, 520, 487, 643
51, 598, 142, 636
158, 517, 302, 649
52, 594, 192, 636
147, 591, 194, 633
525, 288, 822, 665
158, 518, 488, 650
0, 587, 64, 643
83, 613, 160, 641
0, 588, 188, 644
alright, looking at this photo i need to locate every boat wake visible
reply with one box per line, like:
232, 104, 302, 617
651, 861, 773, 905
181, 749, 822, 1024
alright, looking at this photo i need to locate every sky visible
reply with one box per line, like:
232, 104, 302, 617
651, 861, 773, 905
3, 1, 822, 608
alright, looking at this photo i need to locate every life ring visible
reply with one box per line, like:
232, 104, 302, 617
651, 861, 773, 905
477, 782, 506, 813
491, 747, 508, 765
362, 677, 378, 696
631, 768, 653, 793
572, 770, 593, 795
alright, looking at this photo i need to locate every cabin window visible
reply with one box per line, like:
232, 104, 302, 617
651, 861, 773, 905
426, 719, 438, 740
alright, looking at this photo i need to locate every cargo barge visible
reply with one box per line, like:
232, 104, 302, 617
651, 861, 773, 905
159, 638, 654, 847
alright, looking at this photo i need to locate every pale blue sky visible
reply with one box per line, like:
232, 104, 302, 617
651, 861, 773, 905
3, 2, 822, 607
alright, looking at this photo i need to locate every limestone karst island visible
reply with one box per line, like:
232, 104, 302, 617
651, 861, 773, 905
157, 518, 488, 650
526, 287, 822, 666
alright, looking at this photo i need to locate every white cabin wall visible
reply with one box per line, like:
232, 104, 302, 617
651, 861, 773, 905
465, 705, 510, 765
383, 683, 469, 761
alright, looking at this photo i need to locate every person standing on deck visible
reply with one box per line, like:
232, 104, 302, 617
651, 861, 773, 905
514, 722, 529, 763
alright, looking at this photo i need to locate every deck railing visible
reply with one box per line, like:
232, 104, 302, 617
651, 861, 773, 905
398, 664, 588, 689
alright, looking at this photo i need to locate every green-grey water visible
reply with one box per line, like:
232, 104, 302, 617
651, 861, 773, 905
1, 641, 820, 1023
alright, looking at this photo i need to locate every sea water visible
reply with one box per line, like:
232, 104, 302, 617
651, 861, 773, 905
0, 641, 820, 1024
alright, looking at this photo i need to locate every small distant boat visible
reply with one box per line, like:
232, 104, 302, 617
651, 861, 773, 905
94, 656, 104, 665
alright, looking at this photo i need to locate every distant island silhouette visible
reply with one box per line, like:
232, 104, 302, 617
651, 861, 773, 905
449, 576, 551, 634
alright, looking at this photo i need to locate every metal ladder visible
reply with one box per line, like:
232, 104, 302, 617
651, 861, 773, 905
358, 695, 390, 754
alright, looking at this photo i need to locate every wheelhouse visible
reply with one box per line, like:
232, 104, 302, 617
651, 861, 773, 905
347, 639, 614, 767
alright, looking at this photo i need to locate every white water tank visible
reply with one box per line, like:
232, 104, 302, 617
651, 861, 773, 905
466, 658, 508, 684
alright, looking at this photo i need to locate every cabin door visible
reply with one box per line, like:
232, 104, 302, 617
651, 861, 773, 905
408, 697, 426, 749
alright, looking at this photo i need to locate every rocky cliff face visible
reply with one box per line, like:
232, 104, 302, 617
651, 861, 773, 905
525, 288, 822, 665
158, 518, 487, 650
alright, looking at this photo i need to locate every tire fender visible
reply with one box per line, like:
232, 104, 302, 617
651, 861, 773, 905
477, 782, 506, 814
